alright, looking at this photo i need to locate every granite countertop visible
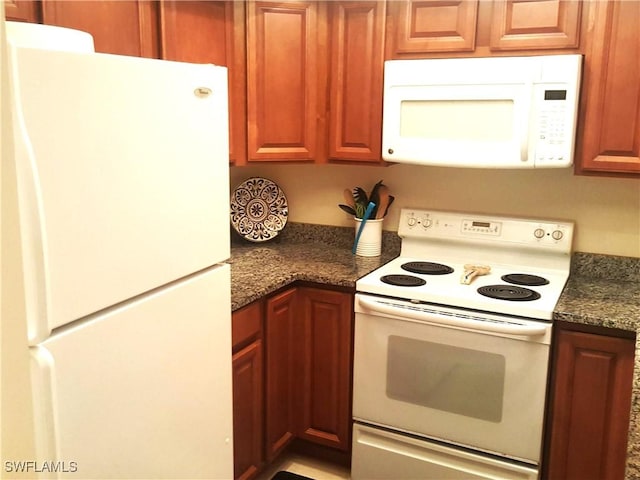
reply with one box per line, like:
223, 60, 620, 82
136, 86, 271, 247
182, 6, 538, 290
552, 252, 640, 332
229, 223, 400, 311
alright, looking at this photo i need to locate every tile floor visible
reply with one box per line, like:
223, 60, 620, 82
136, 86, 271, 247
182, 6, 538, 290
256, 452, 351, 480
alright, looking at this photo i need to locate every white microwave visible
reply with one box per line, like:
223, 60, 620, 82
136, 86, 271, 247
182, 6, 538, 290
382, 55, 582, 168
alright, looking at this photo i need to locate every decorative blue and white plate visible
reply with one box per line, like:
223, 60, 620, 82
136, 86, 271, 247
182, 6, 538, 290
230, 177, 288, 242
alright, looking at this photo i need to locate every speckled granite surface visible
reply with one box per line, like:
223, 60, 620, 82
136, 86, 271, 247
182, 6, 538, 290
229, 223, 400, 311
230, 224, 640, 478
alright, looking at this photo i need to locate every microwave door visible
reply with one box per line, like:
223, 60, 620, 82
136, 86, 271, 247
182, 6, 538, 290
382, 84, 531, 168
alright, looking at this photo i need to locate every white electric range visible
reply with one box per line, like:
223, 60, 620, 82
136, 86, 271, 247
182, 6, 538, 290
351, 208, 574, 480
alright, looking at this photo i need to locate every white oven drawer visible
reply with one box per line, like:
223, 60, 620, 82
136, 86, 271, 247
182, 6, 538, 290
352, 423, 538, 480
353, 294, 551, 464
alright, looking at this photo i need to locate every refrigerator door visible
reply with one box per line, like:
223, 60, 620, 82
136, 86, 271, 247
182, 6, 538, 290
30, 265, 233, 479
8, 43, 230, 343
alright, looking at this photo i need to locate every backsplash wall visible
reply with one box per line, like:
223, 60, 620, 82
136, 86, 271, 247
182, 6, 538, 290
230, 164, 640, 258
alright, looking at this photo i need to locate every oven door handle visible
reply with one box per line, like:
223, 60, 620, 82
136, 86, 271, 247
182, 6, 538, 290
357, 296, 548, 336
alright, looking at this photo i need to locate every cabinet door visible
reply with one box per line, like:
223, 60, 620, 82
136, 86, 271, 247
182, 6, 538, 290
327, 1, 385, 164
544, 327, 634, 479
232, 341, 264, 480
264, 287, 298, 461
159, 1, 247, 166
577, 0, 640, 175
489, 0, 582, 51
297, 287, 353, 451
390, 0, 478, 55
41, 0, 158, 57
5, 0, 40, 22
246, 1, 326, 162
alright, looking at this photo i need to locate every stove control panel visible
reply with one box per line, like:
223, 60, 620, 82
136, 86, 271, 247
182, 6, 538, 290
400, 208, 574, 252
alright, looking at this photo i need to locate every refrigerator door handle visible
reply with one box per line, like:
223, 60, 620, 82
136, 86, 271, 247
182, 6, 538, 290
30, 346, 60, 465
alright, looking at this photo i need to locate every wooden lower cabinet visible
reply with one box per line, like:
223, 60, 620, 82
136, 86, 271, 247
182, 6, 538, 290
232, 285, 354, 479
297, 286, 353, 451
232, 301, 264, 480
265, 287, 299, 461
543, 322, 635, 480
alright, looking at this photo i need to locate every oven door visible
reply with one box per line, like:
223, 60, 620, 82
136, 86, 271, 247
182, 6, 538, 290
353, 293, 552, 464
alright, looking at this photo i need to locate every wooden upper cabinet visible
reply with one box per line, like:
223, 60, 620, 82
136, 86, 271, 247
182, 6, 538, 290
391, 0, 479, 55
577, 0, 640, 176
5, 0, 40, 22
246, 1, 325, 163
159, 1, 247, 165
489, 0, 582, 51
327, 1, 385, 164
41, 1, 159, 57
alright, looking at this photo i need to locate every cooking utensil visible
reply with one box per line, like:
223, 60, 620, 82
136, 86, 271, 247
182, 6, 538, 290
352, 202, 376, 254
343, 189, 355, 209
460, 264, 491, 285
338, 204, 356, 216
375, 185, 390, 219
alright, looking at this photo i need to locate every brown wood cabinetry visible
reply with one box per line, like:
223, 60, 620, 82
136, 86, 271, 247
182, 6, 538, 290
297, 287, 353, 451
232, 301, 264, 480
158, 1, 247, 165
232, 285, 353, 478
576, 0, 640, 176
543, 322, 635, 480
387, 0, 582, 57
391, 0, 479, 54
264, 287, 299, 461
327, 1, 385, 163
40, 0, 159, 57
246, 1, 325, 163
246, 0, 385, 164
5, 0, 40, 22
489, 0, 581, 51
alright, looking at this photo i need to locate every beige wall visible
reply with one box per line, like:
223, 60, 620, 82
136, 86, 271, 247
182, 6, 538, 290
231, 163, 640, 258
1, 9, 37, 476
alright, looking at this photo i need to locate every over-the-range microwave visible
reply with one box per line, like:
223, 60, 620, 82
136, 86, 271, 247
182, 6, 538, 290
382, 54, 582, 168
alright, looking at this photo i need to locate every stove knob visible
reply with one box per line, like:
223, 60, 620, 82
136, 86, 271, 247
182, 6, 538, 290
407, 216, 417, 227
552, 230, 564, 240
534, 228, 545, 239
422, 217, 432, 229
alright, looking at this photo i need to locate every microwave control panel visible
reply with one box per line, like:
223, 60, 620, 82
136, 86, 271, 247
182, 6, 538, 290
533, 85, 576, 167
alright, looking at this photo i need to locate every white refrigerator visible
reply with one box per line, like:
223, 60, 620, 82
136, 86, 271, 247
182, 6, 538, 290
6, 22, 233, 479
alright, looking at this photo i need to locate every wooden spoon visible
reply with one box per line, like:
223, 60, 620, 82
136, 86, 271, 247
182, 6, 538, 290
375, 185, 390, 219
343, 188, 355, 209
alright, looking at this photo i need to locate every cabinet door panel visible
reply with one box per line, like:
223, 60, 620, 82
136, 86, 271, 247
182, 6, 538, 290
265, 288, 298, 460
247, 1, 321, 162
232, 340, 264, 480
328, 1, 385, 163
393, 0, 478, 54
41, 0, 158, 57
5, 0, 40, 22
490, 0, 582, 50
297, 287, 353, 451
545, 328, 634, 479
578, 0, 640, 175
159, 1, 247, 165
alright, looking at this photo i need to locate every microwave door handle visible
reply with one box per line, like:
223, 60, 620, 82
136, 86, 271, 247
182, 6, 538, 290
357, 296, 547, 337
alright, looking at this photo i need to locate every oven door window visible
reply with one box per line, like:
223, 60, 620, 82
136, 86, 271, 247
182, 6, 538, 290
387, 336, 505, 422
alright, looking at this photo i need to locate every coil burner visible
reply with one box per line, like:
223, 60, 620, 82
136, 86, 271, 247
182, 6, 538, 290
477, 285, 541, 302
